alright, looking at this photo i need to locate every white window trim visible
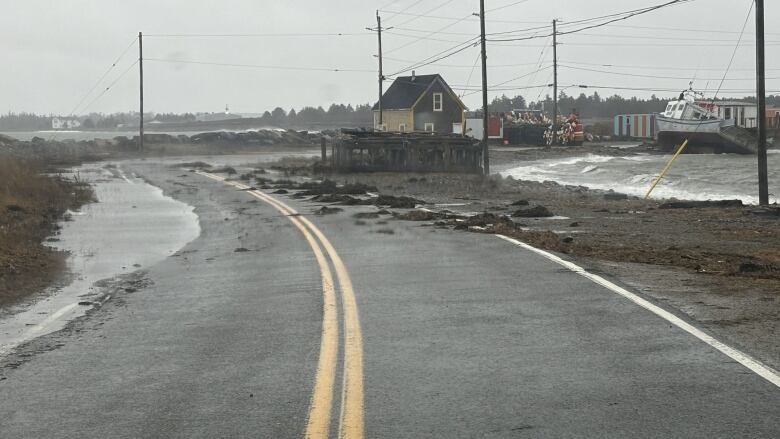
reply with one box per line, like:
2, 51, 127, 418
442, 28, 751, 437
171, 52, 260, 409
424, 123, 435, 132
398, 123, 407, 132
433, 93, 443, 112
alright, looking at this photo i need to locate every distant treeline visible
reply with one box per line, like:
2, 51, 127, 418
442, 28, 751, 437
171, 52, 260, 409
0, 104, 374, 130
3, 95, 778, 130
259, 104, 374, 128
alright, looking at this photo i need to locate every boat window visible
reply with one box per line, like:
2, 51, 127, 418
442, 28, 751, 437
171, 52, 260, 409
693, 111, 701, 119
665, 104, 673, 113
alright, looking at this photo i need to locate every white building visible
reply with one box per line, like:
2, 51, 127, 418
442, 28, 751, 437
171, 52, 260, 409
51, 117, 82, 130
698, 101, 759, 129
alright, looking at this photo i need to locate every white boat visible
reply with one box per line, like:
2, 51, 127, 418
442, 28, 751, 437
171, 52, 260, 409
655, 90, 757, 154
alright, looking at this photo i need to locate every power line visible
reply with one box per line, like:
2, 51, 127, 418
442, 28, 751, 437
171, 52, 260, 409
384, 3, 470, 54
381, 55, 550, 68
460, 67, 552, 97
487, 0, 535, 13
65, 37, 137, 116
384, 30, 475, 44
391, 26, 481, 36
606, 23, 780, 37
382, 0, 426, 24
559, 64, 780, 82
145, 58, 374, 73
386, 36, 480, 76
488, 0, 695, 42
391, 0, 456, 28
79, 59, 140, 114
459, 52, 482, 98
377, 9, 548, 24
563, 60, 780, 72
143, 32, 371, 38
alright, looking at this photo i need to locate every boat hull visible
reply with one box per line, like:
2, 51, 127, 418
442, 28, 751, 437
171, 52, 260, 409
655, 114, 756, 154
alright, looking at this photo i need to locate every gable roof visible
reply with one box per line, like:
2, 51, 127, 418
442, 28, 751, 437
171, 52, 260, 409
373, 74, 465, 111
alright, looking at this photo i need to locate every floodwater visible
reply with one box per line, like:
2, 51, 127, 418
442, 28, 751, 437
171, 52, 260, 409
0, 163, 200, 355
501, 150, 780, 205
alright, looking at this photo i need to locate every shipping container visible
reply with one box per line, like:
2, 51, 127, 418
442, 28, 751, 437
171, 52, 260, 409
613, 114, 656, 139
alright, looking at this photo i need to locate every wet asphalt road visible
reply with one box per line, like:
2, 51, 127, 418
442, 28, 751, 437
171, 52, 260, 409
0, 162, 778, 438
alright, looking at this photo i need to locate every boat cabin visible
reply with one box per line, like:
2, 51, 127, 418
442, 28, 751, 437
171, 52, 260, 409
661, 99, 717, 122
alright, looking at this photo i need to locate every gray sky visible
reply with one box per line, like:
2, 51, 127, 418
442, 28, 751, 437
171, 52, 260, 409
1, 0, 774, 115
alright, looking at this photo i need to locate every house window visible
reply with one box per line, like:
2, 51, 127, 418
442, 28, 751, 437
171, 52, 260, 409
724, 107, 732, 120
424, 123, 435, 132
433, 93, 443, 112
398, 123, 407, 132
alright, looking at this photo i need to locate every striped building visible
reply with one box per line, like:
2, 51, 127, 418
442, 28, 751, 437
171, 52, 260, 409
613, 114, 656, 139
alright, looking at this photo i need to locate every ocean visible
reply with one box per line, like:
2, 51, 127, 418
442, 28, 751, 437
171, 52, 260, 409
501, 150, 780, 205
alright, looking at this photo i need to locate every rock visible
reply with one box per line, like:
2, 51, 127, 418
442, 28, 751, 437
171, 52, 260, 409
314, 206, 343, 215
211, 166, 237, 175
569, 222, 580, 227
374, 195, 425, 209
744, 207, 780, 218
234, 247, 250, 252
511, 199, 530, 206
739, 261, 765, 273
604, 192, 629, 200
353, 212, 381, 219
659, 199, 743, 209
562, 236, 575, 243
0, 133, 17, 145
272, 189, 289, 194
512, 205, 554, 218
397, 210, 440, 221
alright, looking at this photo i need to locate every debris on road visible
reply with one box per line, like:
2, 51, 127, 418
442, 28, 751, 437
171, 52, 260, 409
512, 205, 555, 218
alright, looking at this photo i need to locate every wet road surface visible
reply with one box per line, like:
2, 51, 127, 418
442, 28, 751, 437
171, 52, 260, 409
0, 161, 778, 438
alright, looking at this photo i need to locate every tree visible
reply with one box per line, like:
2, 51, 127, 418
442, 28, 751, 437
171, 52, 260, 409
270, 107, 287, 126
81, 118, 95, 129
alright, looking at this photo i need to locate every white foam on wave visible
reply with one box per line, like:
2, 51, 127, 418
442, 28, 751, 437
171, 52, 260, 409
546, 154, 617, 167
501, 154, 778, 205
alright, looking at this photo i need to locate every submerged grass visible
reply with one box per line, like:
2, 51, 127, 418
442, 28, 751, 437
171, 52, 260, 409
0, 157, 94, 305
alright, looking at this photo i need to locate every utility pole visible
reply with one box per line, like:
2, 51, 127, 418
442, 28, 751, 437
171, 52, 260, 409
479, 0, 489, 175
756, 0, 769, 205
368, 12, 386, 131
138, 31, 144, 152
552, 19, 558, 146
377, 11, 384, 130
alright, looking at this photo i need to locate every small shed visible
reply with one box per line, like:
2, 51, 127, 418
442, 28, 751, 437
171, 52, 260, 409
373, 73, 466, 134
614, 114, 656, 139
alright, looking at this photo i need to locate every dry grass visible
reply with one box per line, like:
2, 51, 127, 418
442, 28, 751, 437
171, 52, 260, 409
0, 157, 94, 304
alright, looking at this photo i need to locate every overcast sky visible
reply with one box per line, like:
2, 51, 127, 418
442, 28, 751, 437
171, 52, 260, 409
1, 0, 775, 115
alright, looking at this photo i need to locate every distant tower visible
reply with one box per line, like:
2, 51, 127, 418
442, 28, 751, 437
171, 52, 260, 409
225, 104, 230, 115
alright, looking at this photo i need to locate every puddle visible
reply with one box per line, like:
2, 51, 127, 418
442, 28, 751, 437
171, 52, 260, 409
0, 163, 200, 355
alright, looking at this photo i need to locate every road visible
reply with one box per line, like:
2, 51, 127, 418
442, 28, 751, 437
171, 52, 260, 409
0, 161, 778, 438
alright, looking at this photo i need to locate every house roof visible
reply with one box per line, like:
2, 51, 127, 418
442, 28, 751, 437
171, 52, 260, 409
373, 74, 464, 111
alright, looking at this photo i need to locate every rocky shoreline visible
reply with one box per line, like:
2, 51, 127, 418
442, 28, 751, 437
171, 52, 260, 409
0, 129, 325, 165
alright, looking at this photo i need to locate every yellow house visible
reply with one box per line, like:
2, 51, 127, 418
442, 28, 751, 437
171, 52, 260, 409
373, 73, 466, 134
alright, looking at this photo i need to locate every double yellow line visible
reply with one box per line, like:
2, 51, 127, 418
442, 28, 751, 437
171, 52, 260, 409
197, 171, 364, 439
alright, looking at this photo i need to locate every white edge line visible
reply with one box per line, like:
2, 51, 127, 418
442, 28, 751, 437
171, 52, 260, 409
495, 234, 780, 389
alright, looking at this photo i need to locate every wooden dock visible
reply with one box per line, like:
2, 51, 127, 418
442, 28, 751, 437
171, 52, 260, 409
331, 130, 483, 173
